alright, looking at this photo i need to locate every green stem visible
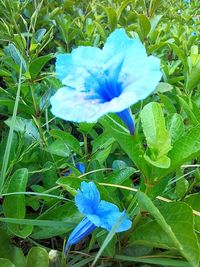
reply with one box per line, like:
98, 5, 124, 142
83, 134, 88, 166
0, 62, 22, 193
30, 84, 46, 145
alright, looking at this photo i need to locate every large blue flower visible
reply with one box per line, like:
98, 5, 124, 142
50, 29, 162, 134
65, 181, 131, 253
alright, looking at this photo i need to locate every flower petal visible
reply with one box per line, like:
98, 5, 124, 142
65, 217, 96, 253
116, 109, 135, 134
103, 29, 162, 103
75, 181, 100, 215
87, 200, 132, 232
56, 47, 103, 92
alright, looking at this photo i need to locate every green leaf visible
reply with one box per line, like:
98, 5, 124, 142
140, 102, 172, 168
104, 167, 135, 185
33, 29, 47, 43
167, 113, 185, 144
155, 82, 173, 93
29, 54, 53, 79
157, 126, 200, 179
137, 192, 200, 267
170, 43, 187, 67
130, 219, 175, 249
186, 58, 200, 91
45, 139, 70, 157
184, 193, 200, 231
42, 162, 58, 189
0, 258, 15, 267
3, 168, 33, 238
105, 7, 117, 31
159, 94, 176, 114
175, 177, 189, 199
50, 129, 82, 155
4, 44, 27, 73
138, 14, 151, 38
91, 131, 115, 164
178, 96, 199, 125
5, 116, 40, 140
26, 247, 49, 267
149, 14, 162, 36
100, 115, 149, 178
115, 255, 190, 267
0, 227, 26, 267
149, 0, 162, 17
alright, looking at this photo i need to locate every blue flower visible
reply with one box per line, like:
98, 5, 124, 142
65, 181, 132, 252
50, 29, 161, 134
65, 162, 85, 176
184, 0, 190, 3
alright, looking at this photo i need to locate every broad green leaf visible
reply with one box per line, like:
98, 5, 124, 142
140, 102, 172, 168
103, 167, 135, 185
33, 28, 46, 43
138, 14, 151, 38
137, 192, 200, 267
50, 129, 82, 155
4, 44, 26, 73
87, 160, 103, 181
149, 14, 162, 36
157, 126, 200, 179
167, 113, 185, 144
155, 82, 173, 93
112, 160, 127, 170
0, 259, 15, 267
29, 54, 53, 79
5, 117, 40, 140
3, 168, 33, 238
91, 131, 115, 163
42, 162, 58, 189
26, 247, 49, 267
130, 219, 176, 249
45, 139, 70, 157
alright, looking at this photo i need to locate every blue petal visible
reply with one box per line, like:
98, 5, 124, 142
76, 163, 85, 174
116, 109, 135, 134
56, 47, 103, 92
87, 200, 132, 232
75, 181, 100, 215
65, 217, 96, 253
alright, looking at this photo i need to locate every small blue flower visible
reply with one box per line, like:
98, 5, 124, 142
65, 162, 85, 176
65, 181, 132, 252
50, 29, 161, 134
184, 0, 190, 3
191, 32, 197, 36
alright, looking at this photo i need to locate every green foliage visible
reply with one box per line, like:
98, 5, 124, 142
0, 0, 200, 266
